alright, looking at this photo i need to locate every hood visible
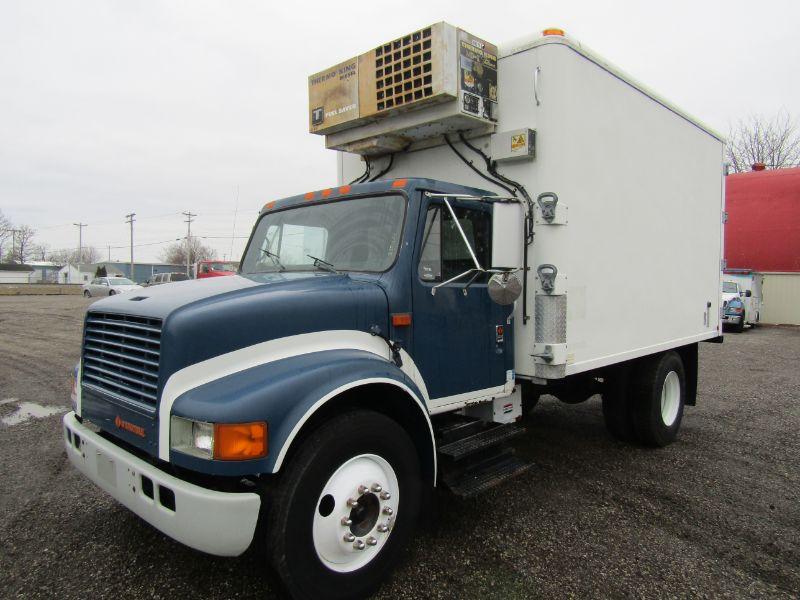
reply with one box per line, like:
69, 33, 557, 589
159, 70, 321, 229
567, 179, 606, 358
88, 272, 390, 379
721, 292, 740, 302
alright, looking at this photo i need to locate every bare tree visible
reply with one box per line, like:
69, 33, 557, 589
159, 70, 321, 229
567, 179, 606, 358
7, 225, 37, 263
0, 210, 12, 260
160, 238, 217, 266
47, 245, 100, 265
727, 111, 800, 173
30, 243, 49, 261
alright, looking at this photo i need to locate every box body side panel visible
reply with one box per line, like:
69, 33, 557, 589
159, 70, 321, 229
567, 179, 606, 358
339, 41, 724, 378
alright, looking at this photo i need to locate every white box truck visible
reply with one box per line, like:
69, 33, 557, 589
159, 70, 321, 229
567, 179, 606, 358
63, 25, 724, 599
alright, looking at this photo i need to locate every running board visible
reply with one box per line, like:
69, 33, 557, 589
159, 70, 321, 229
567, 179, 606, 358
438, 422, 526, 460
443, 451, 533, 498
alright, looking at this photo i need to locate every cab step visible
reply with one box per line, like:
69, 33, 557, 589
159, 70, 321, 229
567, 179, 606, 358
438, 422, 526, 460
442, 450, 533, 498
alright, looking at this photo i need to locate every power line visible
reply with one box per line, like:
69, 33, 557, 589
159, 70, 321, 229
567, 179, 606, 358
73, 223, 87, 264
125, 213, 136, 279
182, 211, 197, 276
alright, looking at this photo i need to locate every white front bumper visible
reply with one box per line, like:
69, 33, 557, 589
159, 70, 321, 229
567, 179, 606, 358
63, 412, 261, 557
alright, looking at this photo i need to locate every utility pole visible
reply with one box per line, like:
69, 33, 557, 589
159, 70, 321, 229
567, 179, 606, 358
125, 213, 136, 281
73, 222, 87, 266
8, 229, 20, 263
107, 245, 111, 262
182, 211, 196, 277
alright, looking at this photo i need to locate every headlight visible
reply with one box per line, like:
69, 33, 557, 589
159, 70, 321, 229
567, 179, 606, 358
170, 416, 267, 460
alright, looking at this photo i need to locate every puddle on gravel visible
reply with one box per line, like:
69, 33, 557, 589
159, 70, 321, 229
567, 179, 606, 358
1, 399, 66, 426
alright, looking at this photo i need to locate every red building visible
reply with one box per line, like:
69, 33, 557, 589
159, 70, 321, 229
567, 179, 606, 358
724, 166, 800, 324
725, 166, 800, 272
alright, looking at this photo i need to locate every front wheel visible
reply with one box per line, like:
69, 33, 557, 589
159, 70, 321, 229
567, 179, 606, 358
631, 351, 686, 447
267, 410, 421, 600
108, 289, 116, 296
83, 290, 91, 298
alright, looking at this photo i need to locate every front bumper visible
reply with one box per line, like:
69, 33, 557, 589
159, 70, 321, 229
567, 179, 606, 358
63, 412, 261, 556
723, 314, 743, 324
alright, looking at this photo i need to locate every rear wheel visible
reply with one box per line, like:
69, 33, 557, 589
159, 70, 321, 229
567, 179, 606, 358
83, 290, 91, 298
267, 410, 421, 600
631, 352, 686, 447
734, 311, 745, 332
108, 289, 116, 296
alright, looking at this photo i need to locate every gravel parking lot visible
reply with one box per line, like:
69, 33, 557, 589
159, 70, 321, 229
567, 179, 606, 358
1, 295, 798, 599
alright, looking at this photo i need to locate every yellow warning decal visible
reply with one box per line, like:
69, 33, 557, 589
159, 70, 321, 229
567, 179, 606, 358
511, 133, 527, 151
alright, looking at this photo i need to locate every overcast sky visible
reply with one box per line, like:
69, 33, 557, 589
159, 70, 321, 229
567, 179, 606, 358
1, 0, 798, 263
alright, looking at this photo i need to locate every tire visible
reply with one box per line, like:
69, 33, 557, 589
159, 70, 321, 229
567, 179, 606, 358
109, 290, 116, 296
734, 311, 745, 333
83, 290, 91, 298
267, 410, 422, 600
631, 352, 686, 447
601, 366, 637, 442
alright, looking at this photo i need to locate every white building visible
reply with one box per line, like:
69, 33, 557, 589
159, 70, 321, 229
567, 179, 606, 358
0, 263, 34, 284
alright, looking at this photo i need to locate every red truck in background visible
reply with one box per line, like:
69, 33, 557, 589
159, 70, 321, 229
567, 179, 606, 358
195, 260, 239, 279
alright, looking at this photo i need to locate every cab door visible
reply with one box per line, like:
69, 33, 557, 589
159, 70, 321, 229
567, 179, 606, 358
411, 193, 511, 403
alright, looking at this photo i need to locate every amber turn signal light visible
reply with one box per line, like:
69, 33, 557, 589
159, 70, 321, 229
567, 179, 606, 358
213, 422, 268, 460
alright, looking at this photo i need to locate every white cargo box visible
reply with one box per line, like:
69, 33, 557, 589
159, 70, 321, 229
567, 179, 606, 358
339, 33, 724, 380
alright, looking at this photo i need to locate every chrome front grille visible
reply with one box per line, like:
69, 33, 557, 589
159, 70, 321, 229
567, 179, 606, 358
82, 312, 162, 409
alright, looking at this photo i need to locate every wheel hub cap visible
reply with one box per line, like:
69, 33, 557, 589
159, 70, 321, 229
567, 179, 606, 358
312, 454, 398, 573
661, 370, 680, 426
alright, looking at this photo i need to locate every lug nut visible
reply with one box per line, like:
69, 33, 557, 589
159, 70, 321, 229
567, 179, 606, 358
371, 483, 383, 493
382, 506, 393, 515
353, 539, 366, 550
346, 497, 359, 508
380, 491, 391, 500
358, 485, 368, 495
377, 523, 389, 533
340, 517, 352, 527
366, 536, 378, 546
343, 533, 355, 542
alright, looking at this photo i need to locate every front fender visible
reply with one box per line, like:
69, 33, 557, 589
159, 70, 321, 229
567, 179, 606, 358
169, 349, 430, 476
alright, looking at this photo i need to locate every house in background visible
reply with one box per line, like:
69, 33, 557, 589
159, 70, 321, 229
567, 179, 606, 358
0, 263, 35, 284
27, 261, 64, 283
725, 166, 800, 325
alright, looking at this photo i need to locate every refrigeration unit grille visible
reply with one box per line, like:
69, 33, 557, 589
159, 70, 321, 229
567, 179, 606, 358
374, 26, 435, 112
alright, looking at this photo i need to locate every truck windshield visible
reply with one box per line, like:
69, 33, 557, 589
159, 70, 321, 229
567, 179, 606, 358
722, 282, 738, 293
241, 195, 406, 274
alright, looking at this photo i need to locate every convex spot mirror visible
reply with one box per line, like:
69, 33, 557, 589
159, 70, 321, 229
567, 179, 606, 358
488, 272, 522, 305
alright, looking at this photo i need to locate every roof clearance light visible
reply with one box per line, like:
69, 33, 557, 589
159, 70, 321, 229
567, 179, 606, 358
391, 179, 408, 188
321, 188, 333, 197
262, 201, 276, 211
304, 191, 315, 201
542, 28, 565, 36
338, 185, 352, 194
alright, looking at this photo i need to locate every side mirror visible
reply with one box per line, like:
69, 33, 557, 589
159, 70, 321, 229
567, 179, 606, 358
491, 202, 525, 270
745, 289, 752, 297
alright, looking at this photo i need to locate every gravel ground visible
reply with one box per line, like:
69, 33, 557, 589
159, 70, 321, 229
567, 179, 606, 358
0, 295, 798, 599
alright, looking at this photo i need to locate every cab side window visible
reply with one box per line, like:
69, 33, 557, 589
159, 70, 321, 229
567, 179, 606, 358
417, 203, 491, 282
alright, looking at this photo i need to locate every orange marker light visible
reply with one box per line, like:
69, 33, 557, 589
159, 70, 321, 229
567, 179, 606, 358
304, 191, 315, 201
392, 313, 412, 327
214, 422, 268, 460
542, 28, 565, 36
322, 188, 333, 197
262, 201, 276, 211
338, 185, 351, 194
392, 179, 408, 188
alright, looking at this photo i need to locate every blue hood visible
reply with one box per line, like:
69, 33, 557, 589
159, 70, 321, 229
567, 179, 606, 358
88, 273, 390, 380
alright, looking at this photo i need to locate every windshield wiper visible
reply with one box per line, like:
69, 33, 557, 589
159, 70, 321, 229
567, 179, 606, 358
260, 248, 285, 271
307, 255, 339, 274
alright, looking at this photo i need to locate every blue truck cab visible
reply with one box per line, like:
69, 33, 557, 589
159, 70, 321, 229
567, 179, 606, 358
64, 178, 521, 598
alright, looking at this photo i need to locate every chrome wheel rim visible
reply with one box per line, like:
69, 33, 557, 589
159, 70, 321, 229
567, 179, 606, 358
661, 370, 680, 426
312, 453, 398, 573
